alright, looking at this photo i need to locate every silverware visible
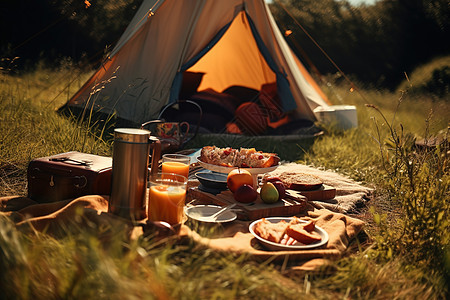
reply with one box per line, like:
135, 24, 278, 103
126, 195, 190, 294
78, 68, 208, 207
201, 203, 236, 222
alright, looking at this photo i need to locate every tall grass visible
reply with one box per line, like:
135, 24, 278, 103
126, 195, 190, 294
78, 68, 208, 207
0, 61, 108, 196
302, 68, 449, 298
0, 60, 449, 299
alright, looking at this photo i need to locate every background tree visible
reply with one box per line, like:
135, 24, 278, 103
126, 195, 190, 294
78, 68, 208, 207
0, 0, 142, 69
0, 0, 448, 90
269, 0, 449, 89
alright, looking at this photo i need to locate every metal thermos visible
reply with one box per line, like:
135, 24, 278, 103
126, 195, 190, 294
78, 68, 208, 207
109, 128, 161, 220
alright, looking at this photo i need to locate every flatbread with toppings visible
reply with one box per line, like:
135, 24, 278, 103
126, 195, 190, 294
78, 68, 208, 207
200, 146, 279, 168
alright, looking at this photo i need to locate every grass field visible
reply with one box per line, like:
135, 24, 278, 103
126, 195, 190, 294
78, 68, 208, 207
0, 59, 448, 299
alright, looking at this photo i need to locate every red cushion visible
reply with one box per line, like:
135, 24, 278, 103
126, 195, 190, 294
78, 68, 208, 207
259, 82, 285, 122
235, 102, 268, 135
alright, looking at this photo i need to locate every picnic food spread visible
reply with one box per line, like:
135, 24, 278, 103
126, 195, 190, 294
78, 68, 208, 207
1, 148, 370, 272
191, 145, 338, 221
200, 146, 280, 168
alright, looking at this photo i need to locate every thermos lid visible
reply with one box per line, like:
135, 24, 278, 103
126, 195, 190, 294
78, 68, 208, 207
114, 128, 150, 143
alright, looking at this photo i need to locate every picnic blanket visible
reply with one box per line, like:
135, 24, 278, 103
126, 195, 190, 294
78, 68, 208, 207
266, 163, 373, 213
184, 207, 365, 272
0, 163, 372, 272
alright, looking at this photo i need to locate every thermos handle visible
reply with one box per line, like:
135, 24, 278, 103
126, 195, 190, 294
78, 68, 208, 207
149, 136, 161, 176
140, 119, 164, 129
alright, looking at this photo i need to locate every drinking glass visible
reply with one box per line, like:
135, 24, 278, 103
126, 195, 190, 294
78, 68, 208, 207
148, 172, 187, 225
161, 154, 190, 179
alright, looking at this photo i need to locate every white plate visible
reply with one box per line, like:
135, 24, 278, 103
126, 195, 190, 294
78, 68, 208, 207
249, 217, 329, 251
185, 205, 237, 223
196, 156, 279, 175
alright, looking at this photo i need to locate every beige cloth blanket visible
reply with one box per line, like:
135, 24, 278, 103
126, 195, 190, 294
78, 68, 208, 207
0, 163, 372, 271
184, 207, 365, 272
0, 195, 131, 239
0, 195, 366, 272
186, 162, 371, 270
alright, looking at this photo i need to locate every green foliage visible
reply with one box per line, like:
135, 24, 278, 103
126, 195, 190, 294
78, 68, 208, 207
367, 102, 449, 281
397, 55, 450, 99
0, 64, 111, 196
300, 64, 449, 297
425, 65, 450, 97
50, 0, 143, 49
270, 0, 450, 89
0, 0, 143, 70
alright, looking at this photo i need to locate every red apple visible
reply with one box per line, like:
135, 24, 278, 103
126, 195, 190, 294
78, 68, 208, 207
227, 168, 253, 193
233, 184, 257, 203
271, 181, 286, 201
263, 176, 283, 184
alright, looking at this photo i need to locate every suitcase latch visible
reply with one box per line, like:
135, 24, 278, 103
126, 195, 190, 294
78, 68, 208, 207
74, 176, 87, 189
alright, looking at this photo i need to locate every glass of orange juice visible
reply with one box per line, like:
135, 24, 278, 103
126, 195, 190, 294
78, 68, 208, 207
148, 172, 187, 225
161, 154, 190, 179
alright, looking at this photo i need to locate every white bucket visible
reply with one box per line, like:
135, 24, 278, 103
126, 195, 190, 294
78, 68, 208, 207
313, 105, 358, 130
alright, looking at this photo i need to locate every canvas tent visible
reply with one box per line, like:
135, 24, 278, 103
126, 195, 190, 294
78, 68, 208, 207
62, 0, 331, 158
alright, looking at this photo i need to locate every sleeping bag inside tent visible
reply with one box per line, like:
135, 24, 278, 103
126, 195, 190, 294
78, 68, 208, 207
60, 0, 330, 161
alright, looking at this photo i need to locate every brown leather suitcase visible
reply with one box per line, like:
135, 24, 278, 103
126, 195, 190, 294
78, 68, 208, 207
27, 151, 112, 203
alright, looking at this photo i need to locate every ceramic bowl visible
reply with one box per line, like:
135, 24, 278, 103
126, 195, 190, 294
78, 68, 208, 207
195, 170, 228, 191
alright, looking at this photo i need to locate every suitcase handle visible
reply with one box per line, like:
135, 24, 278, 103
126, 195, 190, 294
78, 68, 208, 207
49, 157, 93, 167
31, 168, 87, 189
31, 167, 72, 176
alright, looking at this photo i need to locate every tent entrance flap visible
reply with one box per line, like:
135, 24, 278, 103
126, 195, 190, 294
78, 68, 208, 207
185, 11, 276, 95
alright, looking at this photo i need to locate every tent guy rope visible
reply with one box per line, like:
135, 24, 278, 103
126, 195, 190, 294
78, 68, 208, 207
273, 0, 371, 104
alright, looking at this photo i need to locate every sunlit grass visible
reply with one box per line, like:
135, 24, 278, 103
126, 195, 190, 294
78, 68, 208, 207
0, 64, 109, 196
0, 61, 448, 299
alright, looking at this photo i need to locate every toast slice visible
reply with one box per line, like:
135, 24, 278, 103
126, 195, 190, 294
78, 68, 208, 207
254, 217, 321, 245
285, 223, 321, 244
273, 172, 323, 191
253, 218, 289, 243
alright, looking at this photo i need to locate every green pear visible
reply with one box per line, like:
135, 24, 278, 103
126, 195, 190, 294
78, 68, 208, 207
260, 182, 279, 204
